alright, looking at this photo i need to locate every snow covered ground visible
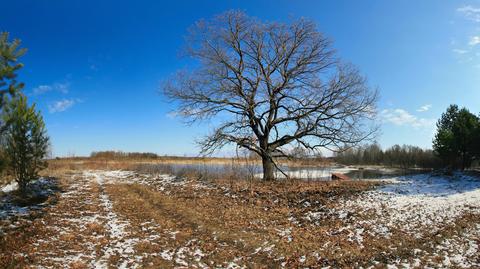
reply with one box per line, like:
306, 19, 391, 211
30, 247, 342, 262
81, 170, 480, 268
335, 173, 480, 268
340, 173, 480, 235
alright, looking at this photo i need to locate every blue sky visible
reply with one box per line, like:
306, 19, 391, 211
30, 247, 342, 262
1, 1, 479, 157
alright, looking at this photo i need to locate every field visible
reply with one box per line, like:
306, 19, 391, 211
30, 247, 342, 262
1, 159, 479, 268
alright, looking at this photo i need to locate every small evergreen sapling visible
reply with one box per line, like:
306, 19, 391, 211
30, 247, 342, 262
4, 95, 49, 192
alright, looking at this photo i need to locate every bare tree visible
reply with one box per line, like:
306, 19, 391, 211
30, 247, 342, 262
163, 11, 378, 181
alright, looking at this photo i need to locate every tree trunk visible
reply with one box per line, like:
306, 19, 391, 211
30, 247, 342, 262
261, 155, 275, 181
461, 151, 466, 171
18, 178, 27, 193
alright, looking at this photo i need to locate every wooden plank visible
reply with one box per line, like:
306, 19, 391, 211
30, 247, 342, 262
331, 173, 350, 181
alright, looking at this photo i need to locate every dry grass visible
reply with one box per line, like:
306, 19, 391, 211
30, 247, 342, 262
46, 155, 332, 172
2, 163, 480, 267
104, 177, 480, 267
1, 169, 379, 267
105, 179, 380, 267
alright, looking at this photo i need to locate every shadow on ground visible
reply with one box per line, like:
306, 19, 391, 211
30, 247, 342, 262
0, 177, 61, 222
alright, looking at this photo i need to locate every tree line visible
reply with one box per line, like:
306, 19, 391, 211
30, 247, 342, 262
335, 105, 480, 171
334, 143, 441, 169
0, 32, 49, 192
90, 151, 159, 159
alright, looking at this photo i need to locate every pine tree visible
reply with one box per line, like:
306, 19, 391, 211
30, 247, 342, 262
433, 105, 458, 168
4, 95, 49, 192
0, 32, 26, 115
0, 32, 27, 176
433, 105, 480, 170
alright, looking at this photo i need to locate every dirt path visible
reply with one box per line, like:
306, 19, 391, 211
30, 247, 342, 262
11, 170, 244, 268
11, 171, 147, 268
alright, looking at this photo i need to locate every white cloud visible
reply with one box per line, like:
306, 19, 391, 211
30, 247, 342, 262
469, 36, 480, 46
166, 108, 202, 119
32, 85, 53, 95
453, 48, 468, 54
454, 6, 480, 64
54, 82, 70, 94
381, 109, 435, 128
458, 5, 480, 22
166, 111, 178, 119
48, 99, 76, 113
33, 82, 70, 95
416, 104, 432, 112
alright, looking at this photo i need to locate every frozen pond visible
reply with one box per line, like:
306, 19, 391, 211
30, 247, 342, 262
134, 162, 430, 181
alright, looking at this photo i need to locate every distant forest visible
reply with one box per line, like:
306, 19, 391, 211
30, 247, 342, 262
90, 147, 441, 170
90, 151, 159, 159
334, 144, 442, 169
